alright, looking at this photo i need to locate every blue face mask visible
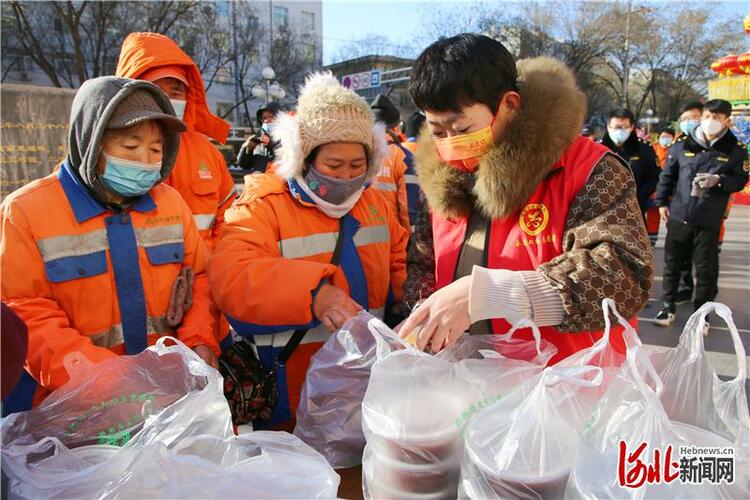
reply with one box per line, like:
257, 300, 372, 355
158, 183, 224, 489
680, 119, 700, 137
101, 153, 162, 198
608, 128, 631, 146
170, 99, 186, 121
658, 136, 673, 148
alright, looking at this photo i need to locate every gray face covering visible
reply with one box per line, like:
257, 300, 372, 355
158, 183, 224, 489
304, 165, 367, 205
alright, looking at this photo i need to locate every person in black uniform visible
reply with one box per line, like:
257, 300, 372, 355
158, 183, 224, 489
653, 99, 749, 329
236, 102, 282, 173
601, 108, 661, 218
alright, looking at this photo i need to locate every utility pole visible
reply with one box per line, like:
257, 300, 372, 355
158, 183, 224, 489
621, 0, 632, 108
231, 0, 240, 124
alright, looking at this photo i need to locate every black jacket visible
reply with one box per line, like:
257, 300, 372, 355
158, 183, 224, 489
601, 132, 660, 214
655, 129, 748, 228
236, 134, 278, 173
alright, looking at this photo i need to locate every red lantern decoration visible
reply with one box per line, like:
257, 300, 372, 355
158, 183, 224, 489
739, 52, 750, 74
713, 55, 741, 77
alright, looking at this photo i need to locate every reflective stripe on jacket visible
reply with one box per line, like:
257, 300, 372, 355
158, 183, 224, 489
209, 173, 408, 423
1, 163, 219, 405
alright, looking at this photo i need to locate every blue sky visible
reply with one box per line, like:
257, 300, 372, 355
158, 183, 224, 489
322, 0, 750, 65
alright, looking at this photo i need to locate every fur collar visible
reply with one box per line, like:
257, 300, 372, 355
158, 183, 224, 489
415, 57, 587, 219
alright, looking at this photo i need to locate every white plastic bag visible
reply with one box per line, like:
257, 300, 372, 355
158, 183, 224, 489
294, 311, 406, 468
645, 302, 750, 460
457, 298, 639, 500
1, 337, 232, 499
102, 431, 340, 499
362, 320, 556, 499
566, 343, 749, 499
459, 365, 604, 500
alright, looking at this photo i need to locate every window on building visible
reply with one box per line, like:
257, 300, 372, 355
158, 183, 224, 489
53, 18, 63, 33
216, 102, 234, 121
215, 65, 232, 84
301, 43, 316, 63
273, 6, 288, 29
247, 16, 259, 31
301, 11, 315, 33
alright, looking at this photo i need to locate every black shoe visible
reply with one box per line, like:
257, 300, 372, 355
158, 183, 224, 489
654, 306, 676, 327
675, 289, 693, 305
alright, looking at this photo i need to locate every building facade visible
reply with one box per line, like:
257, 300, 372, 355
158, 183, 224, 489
1, 0, 323, 128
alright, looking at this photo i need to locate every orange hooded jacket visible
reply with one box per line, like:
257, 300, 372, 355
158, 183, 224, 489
116, 33, 236, 252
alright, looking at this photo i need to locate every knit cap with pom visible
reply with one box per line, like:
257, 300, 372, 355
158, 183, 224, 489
271, 72, 387, 180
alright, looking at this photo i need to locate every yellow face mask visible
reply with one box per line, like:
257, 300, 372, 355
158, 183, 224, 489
433, 123, 495, 173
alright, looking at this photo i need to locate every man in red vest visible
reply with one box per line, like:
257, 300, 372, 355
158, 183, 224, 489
401, 34, 653, 363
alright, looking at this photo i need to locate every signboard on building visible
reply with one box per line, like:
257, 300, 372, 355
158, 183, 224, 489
341, 70, 381, 90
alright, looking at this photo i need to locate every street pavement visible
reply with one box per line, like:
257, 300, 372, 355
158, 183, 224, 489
637, 204, 750, 398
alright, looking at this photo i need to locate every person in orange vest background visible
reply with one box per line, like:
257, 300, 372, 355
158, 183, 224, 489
208, 73, 408, 426
370, 94, 411, 230
116, 32, 236, 253
400, 34, 653, 363
400, 111, 427, 230
1, 77, 220, 413
646, 125, 675, 246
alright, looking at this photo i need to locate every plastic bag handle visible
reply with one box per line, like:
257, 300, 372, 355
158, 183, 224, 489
367, 317, 422, 360
542, 365, 604, 388
598, 298, 639, 353
684, 303, 746, 382
497, 318, 543, 357
626, 343, 665, 400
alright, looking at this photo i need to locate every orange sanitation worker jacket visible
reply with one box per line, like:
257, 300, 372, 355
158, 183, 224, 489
1, 163, 219, 407
372, 136, 410, 231
116, 32, 236, 252
208, 173, 408, 423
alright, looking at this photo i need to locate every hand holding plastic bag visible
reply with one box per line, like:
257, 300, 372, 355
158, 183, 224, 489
362, 319, 556, 499
294, 311, 407, 468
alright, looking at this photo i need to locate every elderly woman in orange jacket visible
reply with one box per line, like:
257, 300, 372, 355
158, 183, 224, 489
209, 73, 408, 425
1, 77, 219, 412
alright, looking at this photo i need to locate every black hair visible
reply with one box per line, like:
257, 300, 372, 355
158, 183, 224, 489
409, 33, 517, 114
680, 101, 703, 115
657, 125, 675, 136
703, 99, 732, 117
607, 107, 636, 125
402, 111, 426, 138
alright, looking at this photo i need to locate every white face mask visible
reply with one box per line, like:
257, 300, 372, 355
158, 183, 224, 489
170, 99, 187, 121
701, 118, 725, 137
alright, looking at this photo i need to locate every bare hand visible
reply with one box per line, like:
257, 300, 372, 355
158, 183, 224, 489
659, 206, 670, 223
399, 276, 472, 353
193, 345, 219, 369
312, 284, 363, 332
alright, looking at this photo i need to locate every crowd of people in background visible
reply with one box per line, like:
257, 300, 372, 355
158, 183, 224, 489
1, 32, 747, 434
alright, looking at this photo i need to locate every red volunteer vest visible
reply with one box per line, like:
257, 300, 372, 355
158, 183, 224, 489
433, 137, 629, 364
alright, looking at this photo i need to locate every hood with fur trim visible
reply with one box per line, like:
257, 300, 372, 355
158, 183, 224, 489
271, 72, 388, 183
416, 56, 587, 219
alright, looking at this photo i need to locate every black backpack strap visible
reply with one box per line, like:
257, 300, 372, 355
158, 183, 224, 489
276, 219, 346, 367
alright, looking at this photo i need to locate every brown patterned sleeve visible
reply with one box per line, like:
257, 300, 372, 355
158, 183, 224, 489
538, 154, 653, 331
403, 199, 436, 310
